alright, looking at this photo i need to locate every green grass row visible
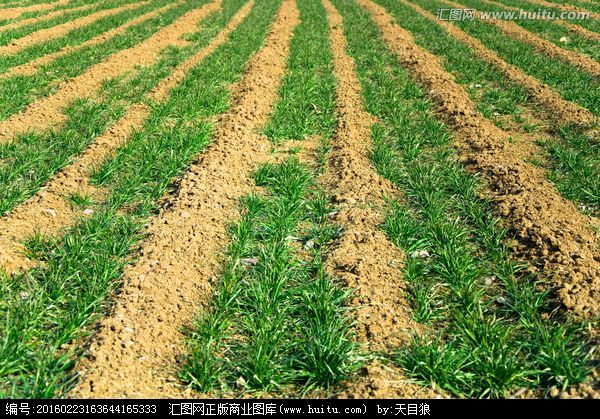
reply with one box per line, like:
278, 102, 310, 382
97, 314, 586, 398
0, 0, 212, 122
454, 0, 599, 61
182, 0, 358, 395
415, 0, 600, 116
332, 0, 593, 398
0, 0, 174, 73
492, 0, 600, 33
0, 0, 142, 46
263, 0, 336, 143
0, 0, 228, 216
0, 0, 280, 398
392, 0, 599, 214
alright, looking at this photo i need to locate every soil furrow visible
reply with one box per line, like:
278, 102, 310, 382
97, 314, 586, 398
0, 2, 180, 80
480, 0, 600, 43
0, 1, 149, 56
359, 0, 599, 317
0, 0, 221, 142
322, 0, 438, 399
446, 0, 600, 78
402, 0, 595, 127
71, 0, 298, 398
0, 0, 254, 278
0, 0, 68, 20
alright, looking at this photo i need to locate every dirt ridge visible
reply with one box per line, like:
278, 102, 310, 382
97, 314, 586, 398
322, 0, 440, 399
445, 0, 600, 78
359, 0, 599, 317
0, 0, 69, 20
0, 0, 222, 143
71, 0, 299, 398
0, 2, 181, 80
401, 0, 595, 127
0, 1, 150, 56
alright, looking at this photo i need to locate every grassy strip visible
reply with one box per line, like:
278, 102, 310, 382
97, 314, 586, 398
415, 0, 599, 116
182, 158, 357, 394
0, 0, 141, 46
0, 0, 173, 73
0, 0, 105, 25
0, 0, 280, 399
182, 0, 357, 395
539, 126, 599, 216
263, 0, 335, 143
333, 0, 593, 398
0, 0, 211, 121
0, 0, 232, 216
456, 0, 599, 61
372, 0, 599, 221
493, 0, 600, 33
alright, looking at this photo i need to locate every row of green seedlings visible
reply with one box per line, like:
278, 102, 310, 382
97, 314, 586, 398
333, 0, 593, 398
453, 0, 599, 61
493, 0, 600, 33
375, 0, 598, 216
182, 0, 358, 395
0, 0, 235, 215
0, 0, 142, 45
0, 0, 176, 73
0, 0, 211, 121
412, 0, 599, 116
0, 0, 279, 398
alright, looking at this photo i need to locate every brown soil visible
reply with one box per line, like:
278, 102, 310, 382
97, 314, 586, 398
0, 0, 222, 142
447, 0, 600, 78
322, 0, 441, 399
0, 0, 68, 20
522, 0, 599, 19
0, 0, 253, 275
0, 1, 149, 56
70, 0, 299, 398
480, 0, 600, 43
402, 0, 596, 128
359, 0, 600, 318
0, 2, 180, 80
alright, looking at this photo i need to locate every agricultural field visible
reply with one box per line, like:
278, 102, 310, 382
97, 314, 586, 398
0, 0, 597, 400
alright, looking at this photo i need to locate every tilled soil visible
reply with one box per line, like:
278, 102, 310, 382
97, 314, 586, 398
0, 0, 69, 20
